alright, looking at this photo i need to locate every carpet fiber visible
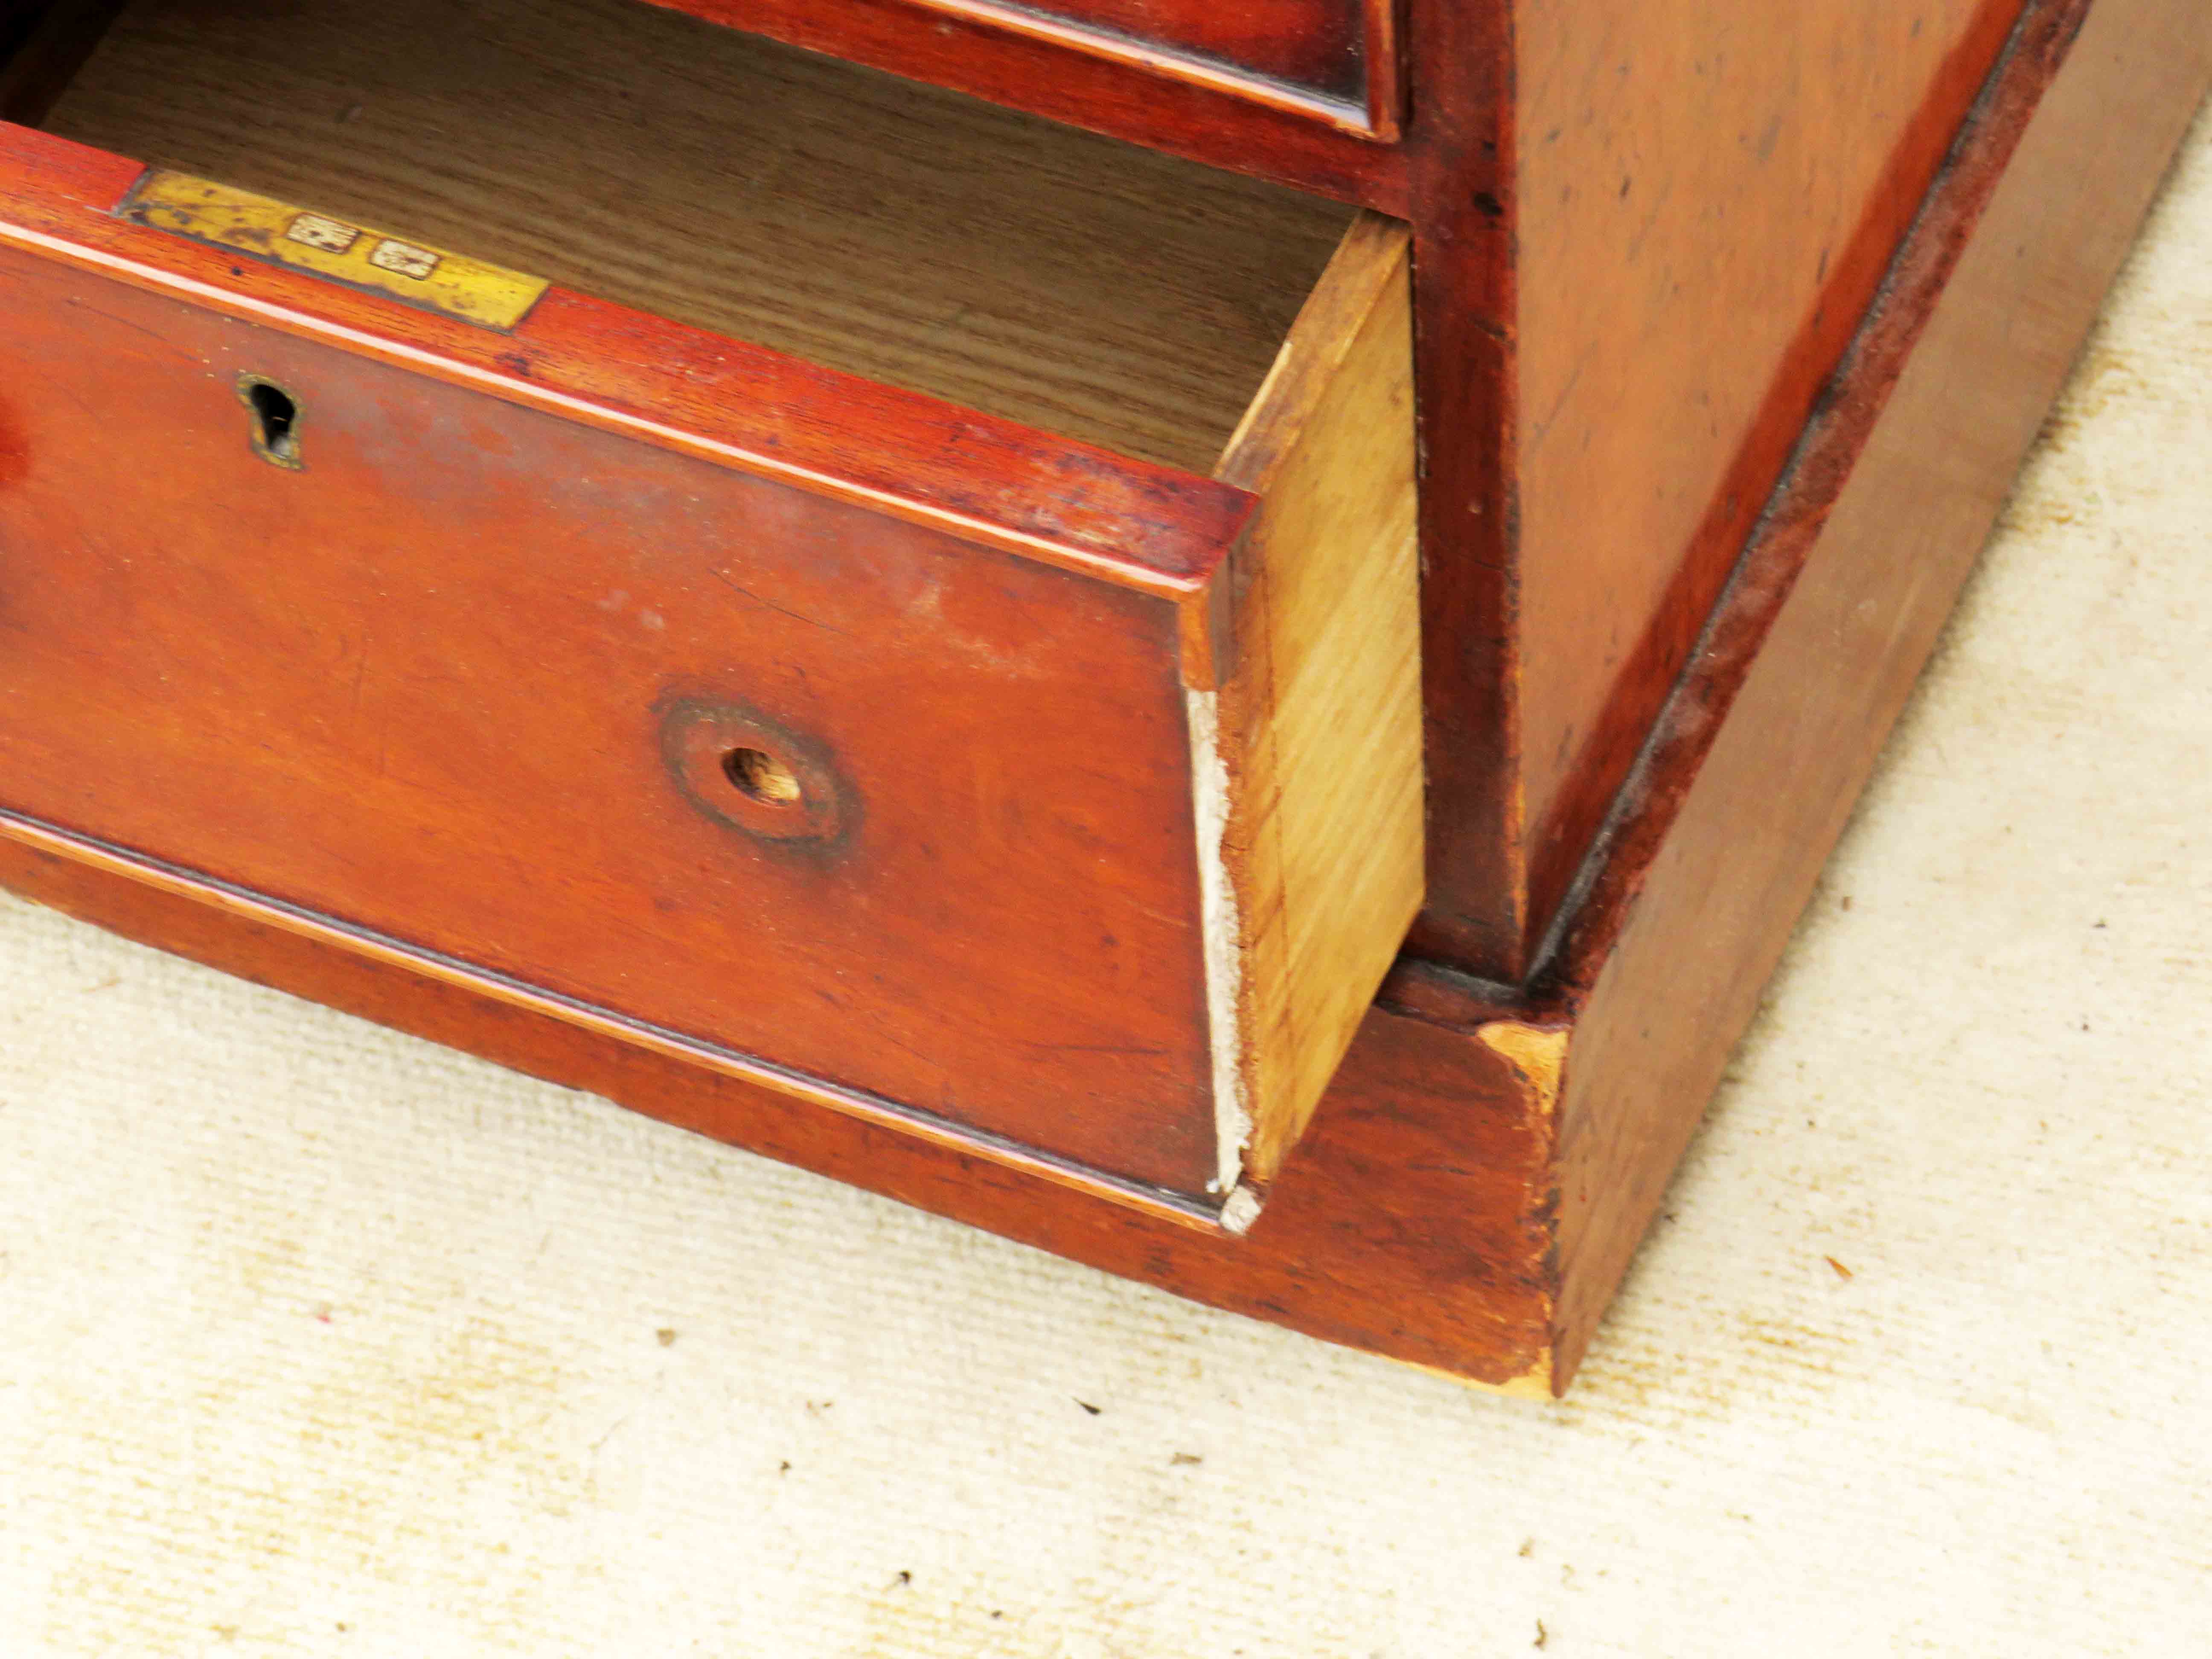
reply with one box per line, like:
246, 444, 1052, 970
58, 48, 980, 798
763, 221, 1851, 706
3, 105, 2207, 1659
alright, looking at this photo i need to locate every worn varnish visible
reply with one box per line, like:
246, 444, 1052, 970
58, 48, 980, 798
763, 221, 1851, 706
0, 0, 2197, 1385
45, 0, 1354, 474
1415, 0, 2032, 976
0, 236, 1232, 1196
0, 0, 1423, 1213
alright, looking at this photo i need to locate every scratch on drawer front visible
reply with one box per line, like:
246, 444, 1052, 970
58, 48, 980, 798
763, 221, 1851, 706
1185, 686, 1253, 1196
118, 171, 550, 332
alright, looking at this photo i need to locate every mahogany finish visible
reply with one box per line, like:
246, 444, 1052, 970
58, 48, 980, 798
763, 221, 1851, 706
46, 0, 1356, 475
611, 0, 1408, 206
29, 0, 2075, 993
714, 0, 1403, 133
0, 0, 2194, 1388
557, 0, 2065, 987
281, 0, 2102, 994
0, 239, 1233, 1195
0, 0, 1426, 1216
1409, 0, 2036, 975
1541, 0, 2207, 1382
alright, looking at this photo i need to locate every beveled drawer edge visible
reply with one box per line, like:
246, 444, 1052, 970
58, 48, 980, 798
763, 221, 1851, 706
0, 806, 1244, 1234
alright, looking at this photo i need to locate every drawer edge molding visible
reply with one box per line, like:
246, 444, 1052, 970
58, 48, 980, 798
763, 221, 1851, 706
0, 805, 1242, 1234
0, 127, 1255, 600
614, 0, 1411, 207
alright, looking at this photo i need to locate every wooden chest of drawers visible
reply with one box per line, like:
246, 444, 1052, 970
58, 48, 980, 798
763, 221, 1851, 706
0, 0, 2202, 1390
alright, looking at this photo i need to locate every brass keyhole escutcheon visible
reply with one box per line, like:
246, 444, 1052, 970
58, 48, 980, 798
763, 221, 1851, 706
238, 375, 303, 470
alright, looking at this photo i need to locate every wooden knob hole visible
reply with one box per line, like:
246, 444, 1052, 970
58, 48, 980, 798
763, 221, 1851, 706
722, 745, 802, 806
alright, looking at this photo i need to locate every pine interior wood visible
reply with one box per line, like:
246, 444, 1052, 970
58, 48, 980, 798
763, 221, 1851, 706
37, 0, 1356, 474
1216, 212, 1423, 1185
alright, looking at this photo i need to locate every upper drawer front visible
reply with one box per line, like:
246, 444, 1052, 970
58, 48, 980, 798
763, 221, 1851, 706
0, 0, 1420, 1225
632, 0, 1404, 166
877, 0, 1393, 129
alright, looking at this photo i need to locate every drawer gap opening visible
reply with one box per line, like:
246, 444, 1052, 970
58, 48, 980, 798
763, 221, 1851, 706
22, 0, 1361, 474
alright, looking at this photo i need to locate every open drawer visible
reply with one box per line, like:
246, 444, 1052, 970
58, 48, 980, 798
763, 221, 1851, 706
0, 0, 1421, 1227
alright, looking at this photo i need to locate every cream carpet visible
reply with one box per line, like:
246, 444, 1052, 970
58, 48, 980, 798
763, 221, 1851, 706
3, 106, 2208, 1659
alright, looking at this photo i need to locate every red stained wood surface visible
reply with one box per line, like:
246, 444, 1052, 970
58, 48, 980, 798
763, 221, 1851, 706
1541, 0, 2209, 1385
819, 0, 1385, 123
0, 0, 2196, 1386
0, 836, 1562, 1386
617, 0, 1408, 207
0, 127, 1254, 597
0, 118, 1341, 1205
0, 241, 1235, 1193
1409, 0, 2032, 977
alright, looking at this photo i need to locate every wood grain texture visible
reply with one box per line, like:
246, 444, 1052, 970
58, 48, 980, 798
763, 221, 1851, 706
1394, 0, 1519, 971
819, 0, 1391, 129
0, 123, 1251, 594
1409, 0, 2032, 976
0, 836, 1563, 1389
3, 0, 2189, 1385
608, 0, 1409, 206
1216, 213, 1424, 1185
1503, 0, 2031, 974
1541, 0, 2211, 1387
0, 239, 1242, 1195
43, 0, 1355, 474
3, 20, 1423, 1206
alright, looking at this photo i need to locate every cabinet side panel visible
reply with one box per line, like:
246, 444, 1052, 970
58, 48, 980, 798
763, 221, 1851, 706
1499, 0, 2025, 966
1550, 0, 2209, 1385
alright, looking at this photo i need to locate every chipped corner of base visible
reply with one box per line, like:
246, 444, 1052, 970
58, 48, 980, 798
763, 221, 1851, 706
1474, 1021, 1571, 1118
1490, 1356, 1559, 1400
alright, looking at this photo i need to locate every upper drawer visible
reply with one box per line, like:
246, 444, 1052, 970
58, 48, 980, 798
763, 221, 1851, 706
640, 0, 1403, 141
0, 0, 1420, 1228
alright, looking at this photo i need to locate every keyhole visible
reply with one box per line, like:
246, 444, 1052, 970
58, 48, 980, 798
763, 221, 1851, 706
239, 376, 303, 469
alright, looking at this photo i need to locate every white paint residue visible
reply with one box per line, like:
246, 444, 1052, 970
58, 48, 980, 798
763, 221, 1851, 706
1218, 1185, 1264, 1236
1185, 687, 1251, 1194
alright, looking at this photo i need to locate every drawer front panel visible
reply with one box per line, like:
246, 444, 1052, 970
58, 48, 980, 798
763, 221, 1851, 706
899, 0, 1384, 120
643, 0, 1400, 141
0, 242, 1223, 1194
